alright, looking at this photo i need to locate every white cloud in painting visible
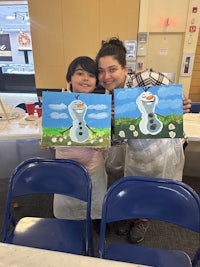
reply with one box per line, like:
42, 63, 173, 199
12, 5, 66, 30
48, 103, 67, 110
88, 112, 108, 119
50, 112, 68, 119
88, 104, 107, 110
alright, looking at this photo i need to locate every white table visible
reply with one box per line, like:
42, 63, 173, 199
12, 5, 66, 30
0, 115, 54, 179
183, 113, 200, 142
0, 243, 153, 267
183, 113, 200, 177
0, 114, 41, 140
1, 111, 198, 142
0, 92, 38, 109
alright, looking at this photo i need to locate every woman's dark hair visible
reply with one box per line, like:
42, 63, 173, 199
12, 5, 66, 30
96, 37, 127, 68
66, 56, 98, 86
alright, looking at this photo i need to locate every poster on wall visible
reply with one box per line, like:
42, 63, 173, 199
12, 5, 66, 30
114, 84, 183, 139
0, 34, 12, 61
124, 40, 137, 60
41, 91, 112, 148
180, 53, 195, 77
124, 40, 137, 73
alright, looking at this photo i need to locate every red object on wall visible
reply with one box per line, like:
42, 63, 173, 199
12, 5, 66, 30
192, 7, 197, 13
189, 25, 196, 32
18, 33, 31, 47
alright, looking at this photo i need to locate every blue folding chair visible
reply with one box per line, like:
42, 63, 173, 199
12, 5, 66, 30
99, 176, 200, 267
190, 102, 200, 113
2, 158, 93, 256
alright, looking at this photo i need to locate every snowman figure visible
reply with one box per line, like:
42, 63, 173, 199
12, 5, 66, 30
67, 96, 89, 143
136, 89, 163, 135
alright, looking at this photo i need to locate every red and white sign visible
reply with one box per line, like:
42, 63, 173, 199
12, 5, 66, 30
18, 33, 31, 47
189, 25, 196, 32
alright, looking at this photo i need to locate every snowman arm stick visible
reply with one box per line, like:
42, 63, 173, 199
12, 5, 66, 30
154, 113, 165, 118
60, 125, 72, 136
86, 124, 96, 135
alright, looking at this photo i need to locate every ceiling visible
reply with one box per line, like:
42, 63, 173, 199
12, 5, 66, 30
0, 2, 30, 32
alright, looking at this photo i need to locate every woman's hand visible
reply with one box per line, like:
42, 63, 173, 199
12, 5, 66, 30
183, 96, 192, 114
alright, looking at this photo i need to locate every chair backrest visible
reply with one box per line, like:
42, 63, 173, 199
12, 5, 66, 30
100, 176, 200, 237
8, 157, 91, 200
3, 158, 92, 231
190, 102, 200, 113
2, 158, 93, 255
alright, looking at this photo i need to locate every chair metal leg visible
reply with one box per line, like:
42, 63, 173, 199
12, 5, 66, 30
192, 247, 200, 267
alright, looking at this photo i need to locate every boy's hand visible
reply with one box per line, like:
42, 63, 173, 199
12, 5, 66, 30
38, 140, 54, 150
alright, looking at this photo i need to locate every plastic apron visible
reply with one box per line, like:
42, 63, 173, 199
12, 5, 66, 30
125, 138, 185, 181
53, 147, 107, 220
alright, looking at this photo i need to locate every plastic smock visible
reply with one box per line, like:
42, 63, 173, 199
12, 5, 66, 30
125, 138, 184, 180
53, 147, 107, 219
104, 94, 127, 184
124, 70, 185, 181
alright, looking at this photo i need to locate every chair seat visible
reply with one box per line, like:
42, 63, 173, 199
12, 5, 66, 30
106, 243, 192, 267
5, 217, 86, 254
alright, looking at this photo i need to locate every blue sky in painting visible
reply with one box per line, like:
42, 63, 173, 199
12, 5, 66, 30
42, 92, 112, 128
114, 84, 183, 119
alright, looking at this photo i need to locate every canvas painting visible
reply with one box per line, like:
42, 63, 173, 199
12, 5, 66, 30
114, 84, 183, 139
42, 91, 112, 147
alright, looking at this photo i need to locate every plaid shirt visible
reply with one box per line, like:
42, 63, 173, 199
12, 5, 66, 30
125, 69, 171, 88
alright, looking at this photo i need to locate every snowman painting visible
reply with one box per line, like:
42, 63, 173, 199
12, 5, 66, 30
41, 91, 112, 147
61, 95, 91, 143
136, 89, 163, 135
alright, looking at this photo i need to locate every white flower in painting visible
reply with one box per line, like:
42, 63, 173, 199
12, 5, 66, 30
52, 137, 57, 143
119, 131, 125, 138
99, 138, 103, 143
133, 131, 138, 137
67, 141, 72, 145
168, 123, 175, 130
90, 140, 94, 144
129, 125, 135, 131
63, 136, 67, 139
59, 137, 63, 142
169, 131, 176, 138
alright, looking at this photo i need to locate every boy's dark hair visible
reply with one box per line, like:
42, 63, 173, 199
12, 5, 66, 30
66, 56, 98, 88
96, 37, 127, 68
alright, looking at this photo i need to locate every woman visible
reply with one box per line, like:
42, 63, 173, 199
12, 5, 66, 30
96, 37, 191, 243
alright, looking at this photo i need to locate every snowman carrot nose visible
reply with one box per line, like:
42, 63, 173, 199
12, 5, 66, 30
77, 103, 84, 108
146, 95, 154, 100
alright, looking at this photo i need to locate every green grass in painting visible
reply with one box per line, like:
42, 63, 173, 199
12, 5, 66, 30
115, 114, 183, 139
42, 127, 111, 147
